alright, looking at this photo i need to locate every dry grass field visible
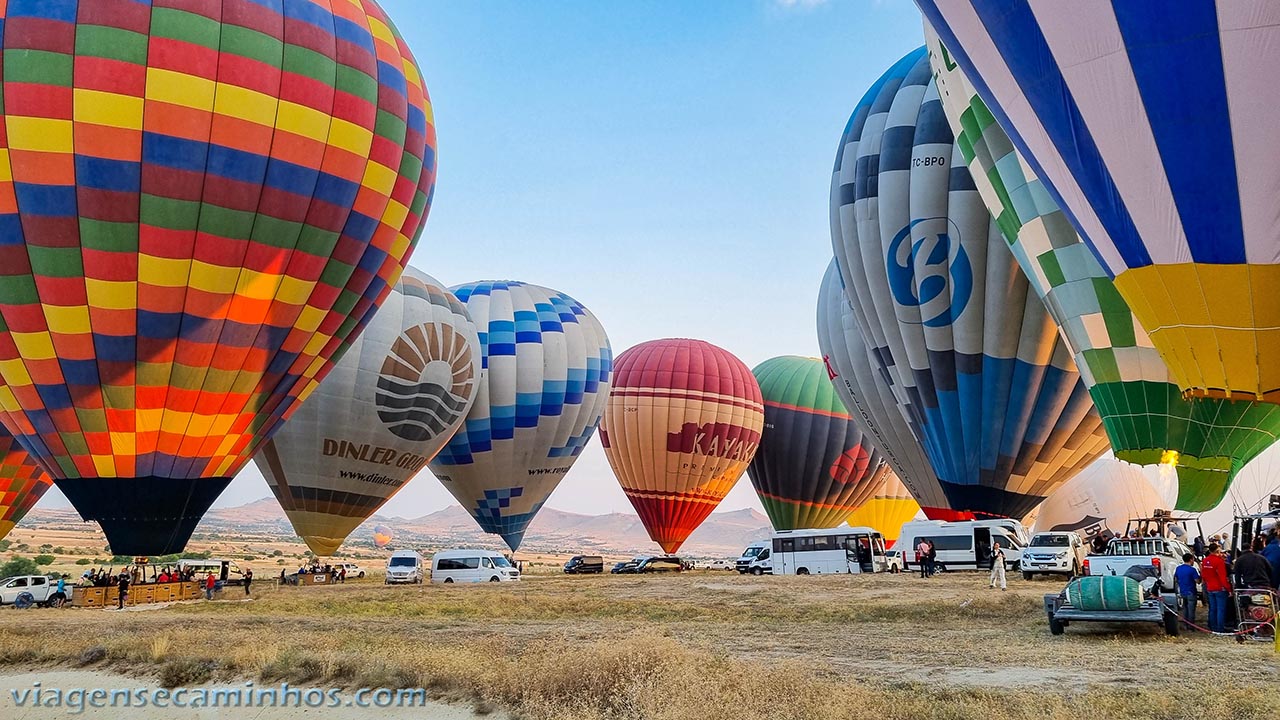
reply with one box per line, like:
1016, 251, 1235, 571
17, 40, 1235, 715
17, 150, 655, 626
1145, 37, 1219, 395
0, 571, 1275, 720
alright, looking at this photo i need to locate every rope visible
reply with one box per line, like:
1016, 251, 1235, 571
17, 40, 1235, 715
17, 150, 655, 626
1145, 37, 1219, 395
1158, 588, 1280, 638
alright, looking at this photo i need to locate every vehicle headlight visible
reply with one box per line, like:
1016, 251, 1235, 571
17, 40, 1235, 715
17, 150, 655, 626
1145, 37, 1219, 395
1055, 552, 1067, 559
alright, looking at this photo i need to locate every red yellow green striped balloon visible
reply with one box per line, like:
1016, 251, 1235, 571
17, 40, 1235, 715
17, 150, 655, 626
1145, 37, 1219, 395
0, 0, 435, 554
0, 427, 50, 542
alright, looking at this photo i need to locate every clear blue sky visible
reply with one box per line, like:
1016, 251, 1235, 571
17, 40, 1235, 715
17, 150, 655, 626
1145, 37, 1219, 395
43, 0, 930, 519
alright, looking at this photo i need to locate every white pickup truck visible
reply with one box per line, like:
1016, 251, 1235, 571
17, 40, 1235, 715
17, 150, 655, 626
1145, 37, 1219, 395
0, 575, 67, 607
1021, 531, 1088, 579
1083, 536, 1192, 592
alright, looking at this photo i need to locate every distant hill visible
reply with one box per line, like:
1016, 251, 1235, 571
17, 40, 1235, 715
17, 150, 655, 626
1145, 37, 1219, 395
24, 498, 771, 558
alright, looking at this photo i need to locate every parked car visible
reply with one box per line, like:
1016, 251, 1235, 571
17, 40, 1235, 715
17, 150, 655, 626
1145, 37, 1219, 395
563, 555, 605, 574
883, 548, 904, 573
611, 560, 640, 574
637, 556, 683, 574
699, 559, 735, 571
0, 575, 66, 607
336, 562, 366, 579
1021, 532, 1088, 579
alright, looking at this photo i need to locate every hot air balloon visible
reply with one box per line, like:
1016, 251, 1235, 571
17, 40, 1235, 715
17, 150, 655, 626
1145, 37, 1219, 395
600, 339, 763, 554
844, 473, 921, 545
922, 25, 1280, 512
255, 268, 479, 556
817, 259, 961, 520
373, 524, 393, 549
831, 48, 1109, 520
428, 282, 611, 551
1030, 458, 1166, 539
0, 428, 52, 542
746, 356, 892, 531
0, 1, 436, 554
916, 2, 1280, 405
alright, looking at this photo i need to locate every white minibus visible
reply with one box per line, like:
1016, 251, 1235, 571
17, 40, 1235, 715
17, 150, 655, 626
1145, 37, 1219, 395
898, 519, 1026, 572
770, 526, 889, 575
430, 549, 520, 584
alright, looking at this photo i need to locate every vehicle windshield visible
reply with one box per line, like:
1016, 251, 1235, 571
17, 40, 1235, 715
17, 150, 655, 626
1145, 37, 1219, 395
1030, 534, 1071, 547
740, 546, 763, 559
492, 556, 513, 568
997, 533, 1023, 549
389, 557, 416, 567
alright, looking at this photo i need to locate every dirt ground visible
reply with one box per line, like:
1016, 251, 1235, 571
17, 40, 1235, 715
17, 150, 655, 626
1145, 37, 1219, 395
0, 570, 1275, 719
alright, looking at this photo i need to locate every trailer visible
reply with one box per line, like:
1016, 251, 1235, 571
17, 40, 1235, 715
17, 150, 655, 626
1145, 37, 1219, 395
1043, 590, 1180, 636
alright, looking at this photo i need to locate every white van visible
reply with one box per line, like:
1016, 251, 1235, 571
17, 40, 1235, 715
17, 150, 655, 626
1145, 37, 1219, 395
735, 541, 772, 575
177, 559, 246, 585
384, 550, 423, 584
431, 550, 520, 583
898, 519, 1026, 572
770, 526, 889, 575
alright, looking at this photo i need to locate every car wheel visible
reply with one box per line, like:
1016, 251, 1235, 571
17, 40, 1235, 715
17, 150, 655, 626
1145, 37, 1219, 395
1023, 571, 1034, 581
490, 576, 500, 582
1070, 562, 1080, 578
796, 568, 809, 575
751, 567, 763, 576
443, 578, 453, 584
1164, 608, 1180, 636
359, 572, 365, 579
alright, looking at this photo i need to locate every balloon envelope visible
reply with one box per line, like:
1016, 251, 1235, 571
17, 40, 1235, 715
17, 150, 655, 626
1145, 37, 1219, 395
601, 339, 763, 554
373, 525, 393, 549
0, 1, 435, 554
1031, 458, 1165, 539
429, 282, 612, 551
922, 24, 1280, 512
916, 2, 1280, 404
817, 259, 960, 519
830, 48, 1108, 520
256, 268, 479, 556
0, 428, 52, 542
746, 356, 892, 531
844, 473, 921, 545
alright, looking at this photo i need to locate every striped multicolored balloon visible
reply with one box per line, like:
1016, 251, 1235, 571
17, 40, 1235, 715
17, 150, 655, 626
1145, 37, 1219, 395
917, 1, 1280, 404
923, 23, 1280, 512
0, 427, 51, 542
0, 0, 435, 554
601, 339, 764, 554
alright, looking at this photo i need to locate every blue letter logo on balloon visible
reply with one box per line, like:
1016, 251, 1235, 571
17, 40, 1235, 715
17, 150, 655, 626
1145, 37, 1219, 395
885, 218, 972, 328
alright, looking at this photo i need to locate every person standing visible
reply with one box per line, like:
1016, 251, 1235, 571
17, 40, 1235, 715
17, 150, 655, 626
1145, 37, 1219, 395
1261, 533, 1280, 589
916, 538, 931, 579
204, 572, 216, 601
243, 568, 253, 596
988, 541, 1007, 590
116, 572, 130, 609
339, 567, 346, 584
1201, 543, 1231, 633
1234, 540, 1274, 589
1174, 553, 1201, 625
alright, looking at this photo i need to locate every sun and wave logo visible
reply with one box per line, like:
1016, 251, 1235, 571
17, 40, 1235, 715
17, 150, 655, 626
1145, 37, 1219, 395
376, 323, 476, 442
886, 217, 973, 328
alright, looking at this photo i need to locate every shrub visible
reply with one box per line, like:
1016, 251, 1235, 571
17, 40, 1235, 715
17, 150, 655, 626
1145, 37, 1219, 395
75, 559, 91, 566
33, 555, 55, 566
0, 556, 38, 577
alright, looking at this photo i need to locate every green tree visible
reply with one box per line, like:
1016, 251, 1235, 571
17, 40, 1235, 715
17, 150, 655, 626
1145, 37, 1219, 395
0, 556, 38, 577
